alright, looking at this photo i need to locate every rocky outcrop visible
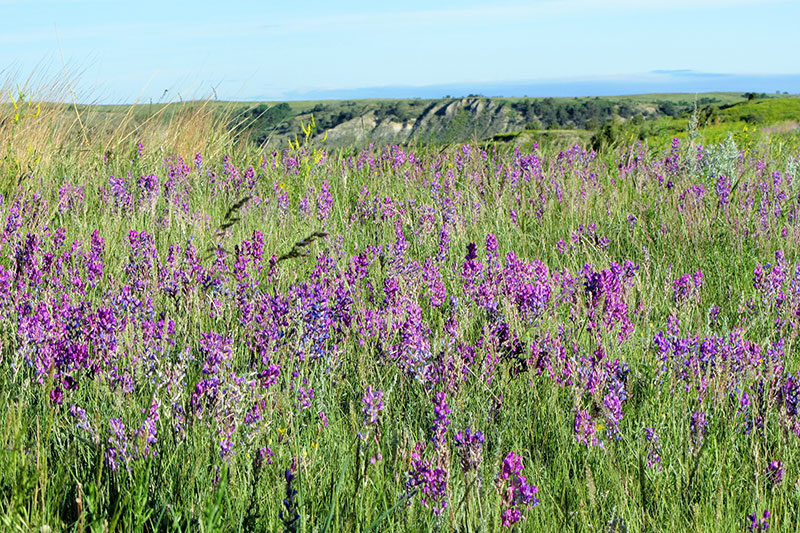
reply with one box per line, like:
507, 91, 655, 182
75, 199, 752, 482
308, 97, 527, 148
319, 112, 416, 147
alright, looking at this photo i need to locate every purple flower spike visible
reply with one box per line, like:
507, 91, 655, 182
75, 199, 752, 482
497, 452, 539, 527
766, 461, 784, 485
748, 509, 770, 532
431, 392, 451, 447
362, 386, 385, 426
454, 428, 485, 474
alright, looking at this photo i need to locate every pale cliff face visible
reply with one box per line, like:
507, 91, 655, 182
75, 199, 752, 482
310, 98, 527, 148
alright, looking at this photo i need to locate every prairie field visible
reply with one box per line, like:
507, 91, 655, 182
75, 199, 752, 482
3, 86, 800, 532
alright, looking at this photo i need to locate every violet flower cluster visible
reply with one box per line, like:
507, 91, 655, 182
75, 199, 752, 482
496, 452, 539, 527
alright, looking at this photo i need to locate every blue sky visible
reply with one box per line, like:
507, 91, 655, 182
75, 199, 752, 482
1, 0, 799, 103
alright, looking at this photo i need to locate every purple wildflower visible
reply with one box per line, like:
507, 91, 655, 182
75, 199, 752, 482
766, 461, 784, 485
454, 428, 484, 474
256, 447, 274, 468
486, 233, 499, 256
748, 510, 770, 532
406, 441, 449, 516
644, 428, 662, 471
362, 386, 385, 426
105, 418, 130, 472
497, 452, 539, 527
279, 459, 300, 532
574, 409, 603, 448
690, 411, 709, 453
431, 392, 451, 447
69, 404, 96, 443
317, 179, 333, 224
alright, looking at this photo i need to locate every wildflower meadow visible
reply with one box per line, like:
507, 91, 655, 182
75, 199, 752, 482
2, 88, 800, 532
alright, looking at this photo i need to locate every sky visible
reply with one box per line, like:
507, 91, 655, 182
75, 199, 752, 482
1, 0, 799, 103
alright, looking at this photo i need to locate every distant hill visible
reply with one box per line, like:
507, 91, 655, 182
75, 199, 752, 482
273, 72, 800, 101
66, 92, 800, 154
233, 93, 767, 149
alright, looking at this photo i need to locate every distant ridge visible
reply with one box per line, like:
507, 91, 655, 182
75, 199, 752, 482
233, 92, 800, 149
274, 72, 800, 101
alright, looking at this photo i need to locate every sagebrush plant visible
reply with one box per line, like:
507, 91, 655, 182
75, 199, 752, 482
2, 76, 800, 532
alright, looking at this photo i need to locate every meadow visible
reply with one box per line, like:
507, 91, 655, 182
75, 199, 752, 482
2, 84, 800, 532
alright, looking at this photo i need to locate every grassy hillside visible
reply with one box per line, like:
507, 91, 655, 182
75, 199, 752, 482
719, 97, 800, 124
12, 92, 795, 154
237, 93, 799, 149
